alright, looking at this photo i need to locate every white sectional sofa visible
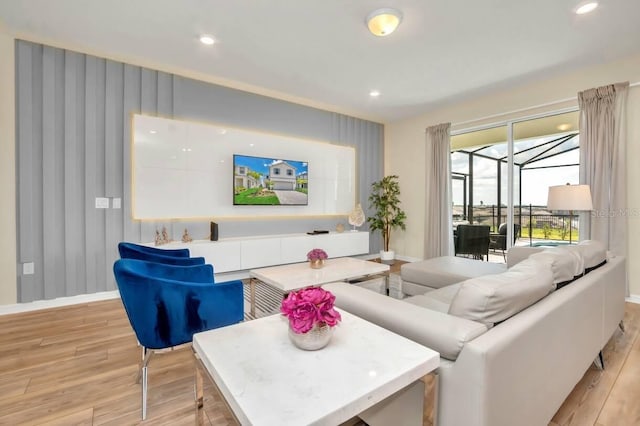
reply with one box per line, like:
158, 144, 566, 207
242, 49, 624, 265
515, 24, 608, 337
323, 241, 626, 426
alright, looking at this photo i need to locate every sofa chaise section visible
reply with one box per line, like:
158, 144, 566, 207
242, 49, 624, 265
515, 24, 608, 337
324, 245, 626, 426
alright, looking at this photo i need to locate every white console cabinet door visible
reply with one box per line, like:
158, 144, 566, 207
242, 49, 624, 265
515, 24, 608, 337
179, 240, 242, 273
150, 240, 242, 273
241, 237, 282, 269
281, 234, 331, 263
280, 232, 368, 263
325, 232, 369, 257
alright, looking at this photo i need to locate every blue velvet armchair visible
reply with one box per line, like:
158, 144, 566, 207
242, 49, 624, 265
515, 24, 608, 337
118, 241, 206, 266
113, 258, 244, 419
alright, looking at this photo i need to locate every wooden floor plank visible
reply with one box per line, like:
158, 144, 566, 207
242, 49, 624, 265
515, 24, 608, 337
596, 305, 640, 425
0, 290, 638, 425
550, 303, 640, 426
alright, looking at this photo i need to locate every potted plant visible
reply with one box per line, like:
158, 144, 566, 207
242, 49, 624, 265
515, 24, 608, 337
367, 175, 407, 263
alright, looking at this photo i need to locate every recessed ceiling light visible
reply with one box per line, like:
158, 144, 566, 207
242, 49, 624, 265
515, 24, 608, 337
575, 2, 598, 14
199, 35, 215, 45
149, 130, 157, 134
370, 90, 381, 97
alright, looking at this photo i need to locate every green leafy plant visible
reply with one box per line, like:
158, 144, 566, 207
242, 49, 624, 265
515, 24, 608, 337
367, 175, 407, 252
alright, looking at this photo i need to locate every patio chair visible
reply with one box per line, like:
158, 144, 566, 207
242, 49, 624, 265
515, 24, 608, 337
489, 223, 521, 260
113, 258, 244, 419
454, 224, 490, 261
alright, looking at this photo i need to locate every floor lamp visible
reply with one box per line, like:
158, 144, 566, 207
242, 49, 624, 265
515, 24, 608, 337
546, 184, 593, 244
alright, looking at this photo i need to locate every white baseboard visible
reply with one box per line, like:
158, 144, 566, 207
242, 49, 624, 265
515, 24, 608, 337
0, 290, 120, 316
626, 294, 640, 304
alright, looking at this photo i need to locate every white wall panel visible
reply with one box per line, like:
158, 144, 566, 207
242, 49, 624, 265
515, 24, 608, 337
133, 115, 356, 219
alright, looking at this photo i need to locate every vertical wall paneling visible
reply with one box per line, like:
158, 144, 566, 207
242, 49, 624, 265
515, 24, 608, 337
140, 69, 157, 116
104, 60, 124, 290
41, 46, 57, 299
16, 41, 34, 302
157, 72, 173, 116
122, 64, 142, 244
63, 50, 78, 297
84, 55, 98, 295
94, 57, 108, 293
15, 40, 383, 302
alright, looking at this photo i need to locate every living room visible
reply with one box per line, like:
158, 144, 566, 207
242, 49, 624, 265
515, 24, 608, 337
1, 1, 640, 425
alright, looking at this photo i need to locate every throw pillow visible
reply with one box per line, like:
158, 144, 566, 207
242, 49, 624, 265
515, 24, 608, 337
448, 258, 554, 326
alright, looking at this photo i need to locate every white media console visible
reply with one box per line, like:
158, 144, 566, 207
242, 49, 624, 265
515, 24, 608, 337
151, 231, 370, 274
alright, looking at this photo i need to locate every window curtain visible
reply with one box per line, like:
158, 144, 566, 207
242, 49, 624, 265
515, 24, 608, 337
424, 123, 454, 258
578, 82, 629, 286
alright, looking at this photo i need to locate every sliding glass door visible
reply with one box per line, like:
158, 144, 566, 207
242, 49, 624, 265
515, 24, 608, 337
451, 110, 580, 262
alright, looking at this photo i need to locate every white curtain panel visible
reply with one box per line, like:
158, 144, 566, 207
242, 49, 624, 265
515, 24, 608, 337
424, 123, 454, 258
578, 82, 629, 265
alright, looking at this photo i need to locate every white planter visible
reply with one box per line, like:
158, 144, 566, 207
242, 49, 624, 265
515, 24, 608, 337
380, 250, 395, 264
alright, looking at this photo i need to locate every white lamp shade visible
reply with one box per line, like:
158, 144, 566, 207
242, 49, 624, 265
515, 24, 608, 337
366, 8, 402, 36
547, 184, 593, 211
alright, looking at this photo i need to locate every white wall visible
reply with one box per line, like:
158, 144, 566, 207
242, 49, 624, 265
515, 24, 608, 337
0, 30, 17, 305
386, 53, 640, 297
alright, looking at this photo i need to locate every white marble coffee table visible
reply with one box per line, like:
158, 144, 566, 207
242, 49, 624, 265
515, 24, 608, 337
193, 310, 439, 425
248, 257, 390, 317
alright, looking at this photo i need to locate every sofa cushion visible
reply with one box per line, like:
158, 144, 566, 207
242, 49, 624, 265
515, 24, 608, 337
401, 256, 507, 290
448, 258, 555, 326
578, 240, 607, 270
528, 249, 579, 286
404, 283, 461, 313
561, 246, 586, 276
323, 282, 488, 361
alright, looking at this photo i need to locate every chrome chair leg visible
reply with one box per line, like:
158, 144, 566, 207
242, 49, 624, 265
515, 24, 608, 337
142, 363, 148, 420
136, 346, 154, 420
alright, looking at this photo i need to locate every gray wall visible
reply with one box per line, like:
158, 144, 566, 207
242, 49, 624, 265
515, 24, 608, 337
15, 40, 384, 303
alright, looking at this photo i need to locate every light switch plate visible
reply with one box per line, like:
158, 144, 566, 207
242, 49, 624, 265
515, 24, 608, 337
95, 197, 109, 209
112, 197, 121, 209
23, 262, 35, 275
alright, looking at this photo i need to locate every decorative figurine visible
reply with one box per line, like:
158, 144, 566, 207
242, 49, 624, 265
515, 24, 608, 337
182, 228, 193, 243
155, 226, 171, 246
348, 203, 365, 231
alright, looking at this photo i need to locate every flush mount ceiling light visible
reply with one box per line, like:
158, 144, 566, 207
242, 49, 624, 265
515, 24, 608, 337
366, 8, 402, 36
369, 90, 381, 97
575, 2, 598, 14
199, 34, 215, 45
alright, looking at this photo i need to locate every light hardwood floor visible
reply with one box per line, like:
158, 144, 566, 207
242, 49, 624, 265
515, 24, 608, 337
1, 293, 638, 425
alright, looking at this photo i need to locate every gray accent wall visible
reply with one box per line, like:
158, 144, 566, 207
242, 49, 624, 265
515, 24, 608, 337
15, 40, 384, 302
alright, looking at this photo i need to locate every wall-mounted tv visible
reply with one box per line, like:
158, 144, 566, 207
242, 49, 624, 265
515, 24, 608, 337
233, 154, 309, 205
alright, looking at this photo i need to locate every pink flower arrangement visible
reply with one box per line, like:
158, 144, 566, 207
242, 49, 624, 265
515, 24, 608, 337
307, 248, 328, 261
281, 287, 342, 334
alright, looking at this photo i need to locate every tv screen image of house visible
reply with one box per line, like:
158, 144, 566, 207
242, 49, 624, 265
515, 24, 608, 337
233, 154, 309, 205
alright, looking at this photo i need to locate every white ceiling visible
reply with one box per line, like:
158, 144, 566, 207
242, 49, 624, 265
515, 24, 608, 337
2, 0, 640, 123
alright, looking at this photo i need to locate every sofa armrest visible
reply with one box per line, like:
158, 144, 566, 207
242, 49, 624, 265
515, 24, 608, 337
322, 282, 488, 361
